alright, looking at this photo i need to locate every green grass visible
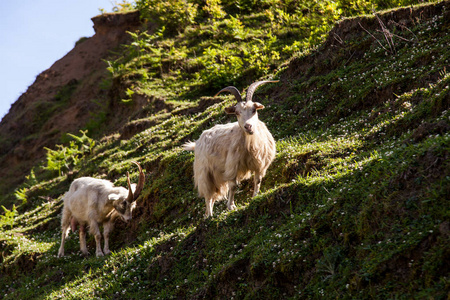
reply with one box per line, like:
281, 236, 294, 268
1, 0, 449, 299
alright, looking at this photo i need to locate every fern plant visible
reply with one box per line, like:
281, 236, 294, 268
0, 204, 17, 229
44, 130, 95, 176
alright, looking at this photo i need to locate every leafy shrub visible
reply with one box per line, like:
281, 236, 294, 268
14, 188, 28, 205
136, 0, 198, 34
197, 45, 244, 88
202, 0, 227, 20
44, 130, 95, 176
221, 0, 272, 14
0, 204, 17, 229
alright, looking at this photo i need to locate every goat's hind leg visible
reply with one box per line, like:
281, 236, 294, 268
57, 208, 71, 257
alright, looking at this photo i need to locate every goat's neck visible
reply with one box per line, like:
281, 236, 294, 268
243, 122, 267, 153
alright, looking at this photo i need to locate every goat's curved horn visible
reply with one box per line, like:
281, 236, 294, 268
126, 172, 134, 202
245, 80, 279, 102
131, 161, 145, 201
215, 86, 242, 103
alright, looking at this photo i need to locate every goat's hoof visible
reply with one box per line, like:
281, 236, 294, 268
57, 252, 64, 258
228, 204, 237, 210
103, 250, 111, 255
96, 252, 104, 257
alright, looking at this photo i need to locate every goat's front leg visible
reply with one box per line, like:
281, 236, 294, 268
102, 221, 114, 255
227, 180, 237, 210
253, 171, 263, 197
205, 198, 215, 218
89, 221, 104, 257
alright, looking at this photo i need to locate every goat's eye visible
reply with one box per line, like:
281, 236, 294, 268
235, 111, 240, 116
122, 200, 127, 207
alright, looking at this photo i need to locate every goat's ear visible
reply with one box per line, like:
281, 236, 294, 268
224, 106, 236, 114
254, 102, 265, 110
108, 194, 120, 201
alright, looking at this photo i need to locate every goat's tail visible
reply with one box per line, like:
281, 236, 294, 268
182, 141, 196, 151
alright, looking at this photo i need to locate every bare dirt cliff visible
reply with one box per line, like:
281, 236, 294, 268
0, 11, 142, 199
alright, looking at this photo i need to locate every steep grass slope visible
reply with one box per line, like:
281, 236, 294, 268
1, 0, 449, 299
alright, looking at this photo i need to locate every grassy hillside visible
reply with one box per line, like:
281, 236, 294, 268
1, 0, 449, 299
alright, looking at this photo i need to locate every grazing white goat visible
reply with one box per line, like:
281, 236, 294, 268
183, 80, 277, 217
57, 161, 145, 257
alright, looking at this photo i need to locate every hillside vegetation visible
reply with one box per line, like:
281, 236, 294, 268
1, 0, 449, 299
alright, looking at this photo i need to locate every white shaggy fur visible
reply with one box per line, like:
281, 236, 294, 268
57, 162, 144, 257
184, 80, 277, 217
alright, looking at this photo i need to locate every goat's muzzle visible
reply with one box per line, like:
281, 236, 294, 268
244, 124, 254, 135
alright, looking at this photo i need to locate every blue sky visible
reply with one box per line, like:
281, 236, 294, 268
0, 0, 118, 121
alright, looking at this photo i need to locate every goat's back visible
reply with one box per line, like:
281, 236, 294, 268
195, 122, 244, 158
64, 177, 124, 222
66, 177, 114, 199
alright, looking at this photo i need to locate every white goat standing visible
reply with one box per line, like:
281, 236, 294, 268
57, 161, 145, 257
183, 80, 277, 217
